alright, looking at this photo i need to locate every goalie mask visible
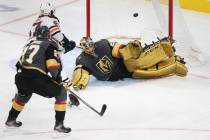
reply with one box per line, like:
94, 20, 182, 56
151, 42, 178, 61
40, 2, 56, 16
80, 37, 95, 54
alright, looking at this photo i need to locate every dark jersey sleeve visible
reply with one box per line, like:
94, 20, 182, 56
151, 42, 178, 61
45, 44, 61, 81
75, 54, 92, 75
45, 44, 58, 60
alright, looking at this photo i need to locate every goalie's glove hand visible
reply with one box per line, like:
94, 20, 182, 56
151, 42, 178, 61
72, 65, 90, 91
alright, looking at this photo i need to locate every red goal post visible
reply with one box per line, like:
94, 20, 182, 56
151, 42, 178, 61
169, 0, 173, 40
86, 0, 90, 37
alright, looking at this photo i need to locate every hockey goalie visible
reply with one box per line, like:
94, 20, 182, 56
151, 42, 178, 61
71, 37, 188, 91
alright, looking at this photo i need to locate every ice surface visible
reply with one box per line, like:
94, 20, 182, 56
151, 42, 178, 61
0, 0, 210, 140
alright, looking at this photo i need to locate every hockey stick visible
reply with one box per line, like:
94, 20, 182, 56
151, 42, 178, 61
68, 88, 107, 116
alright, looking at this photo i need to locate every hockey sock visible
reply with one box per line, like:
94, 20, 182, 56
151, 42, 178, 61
7, 107, 21, 120
55, 111, 65, 123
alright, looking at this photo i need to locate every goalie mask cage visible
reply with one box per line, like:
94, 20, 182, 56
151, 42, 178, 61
85, 0, 203, 65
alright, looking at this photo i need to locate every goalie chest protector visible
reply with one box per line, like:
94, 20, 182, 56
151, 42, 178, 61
76, 39, 119, 81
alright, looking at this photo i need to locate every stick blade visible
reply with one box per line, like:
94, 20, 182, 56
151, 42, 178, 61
100, 104, 107, 116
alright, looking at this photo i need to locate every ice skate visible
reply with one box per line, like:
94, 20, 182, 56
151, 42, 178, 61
5, 118, 22, 128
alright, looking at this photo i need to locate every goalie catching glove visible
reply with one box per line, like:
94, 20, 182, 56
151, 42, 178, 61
72, 65, 90, 91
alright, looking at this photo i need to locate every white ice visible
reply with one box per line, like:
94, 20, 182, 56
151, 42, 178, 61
0, 0, 210, 140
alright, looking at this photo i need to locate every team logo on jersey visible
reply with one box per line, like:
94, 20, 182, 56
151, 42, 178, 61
96, 56, 113, 74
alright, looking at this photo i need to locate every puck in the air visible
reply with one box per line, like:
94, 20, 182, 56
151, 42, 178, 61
133, 13, 139, 17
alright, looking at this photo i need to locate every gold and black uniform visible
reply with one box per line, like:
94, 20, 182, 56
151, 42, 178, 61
72, 37, 187, 91
16, 39, 64, 98
7, 39, 68, 127
76, 39, 132, 81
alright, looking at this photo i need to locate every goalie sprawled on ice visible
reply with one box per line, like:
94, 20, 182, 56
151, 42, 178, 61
71, 37, 188, 91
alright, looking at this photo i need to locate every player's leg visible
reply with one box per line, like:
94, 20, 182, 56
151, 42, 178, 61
5, 73, 32, 127
30, 75, 71, 133
54, 87, 71, 133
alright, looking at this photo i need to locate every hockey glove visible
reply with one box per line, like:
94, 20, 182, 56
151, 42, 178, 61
63, 80, 72, 91
62, 35, 76, 53
72, 65, 90, 91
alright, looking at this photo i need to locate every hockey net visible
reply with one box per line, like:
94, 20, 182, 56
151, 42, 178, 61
86, 0, 204, 65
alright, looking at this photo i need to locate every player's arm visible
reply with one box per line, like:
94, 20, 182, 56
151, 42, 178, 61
60, 34, 76, 53
45, 44, 62, 83
48, 20, 76, 53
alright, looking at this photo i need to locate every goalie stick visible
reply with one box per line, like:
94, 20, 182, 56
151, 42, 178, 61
68, 88, 107, 116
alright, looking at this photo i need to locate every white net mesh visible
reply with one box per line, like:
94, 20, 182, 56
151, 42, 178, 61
152, 0, 204, 65
90, 0, 161, 43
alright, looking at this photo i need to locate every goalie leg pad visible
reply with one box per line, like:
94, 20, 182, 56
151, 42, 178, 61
132, 56, 188, 78
132, 57, 176, 78
122, 43, 167, 72
123, 59, 140, 72
120, 40, 142, 61
175, 61, 188, 77
160, 40, 175, 57
135, 43, 168, 69
174, 55, 188, 76
72, 65, 90, 90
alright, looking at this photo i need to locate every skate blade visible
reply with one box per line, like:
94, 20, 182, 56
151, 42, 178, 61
52, 130, 70, 138
3, 125, 20, 133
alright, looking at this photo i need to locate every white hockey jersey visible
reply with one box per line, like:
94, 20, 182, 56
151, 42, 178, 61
29, 15, 64, 48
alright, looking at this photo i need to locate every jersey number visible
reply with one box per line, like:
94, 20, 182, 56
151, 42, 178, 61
21, 44, 39, 64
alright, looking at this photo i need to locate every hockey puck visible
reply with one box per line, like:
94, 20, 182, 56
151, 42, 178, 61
133, 13, 138, 17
